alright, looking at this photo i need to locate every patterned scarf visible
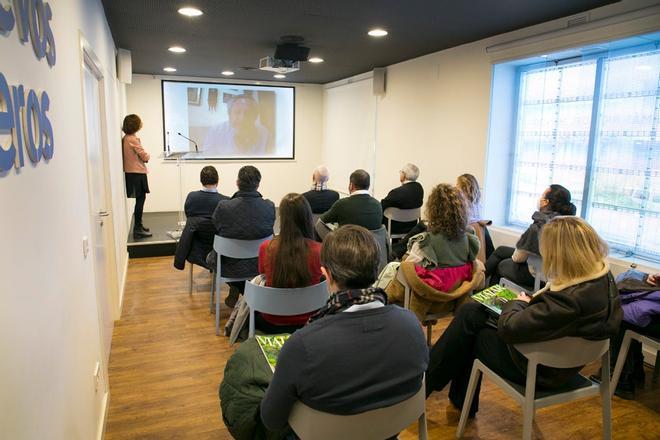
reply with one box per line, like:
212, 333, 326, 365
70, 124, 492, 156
308, 287, 388, 323
311, 182, 328, 191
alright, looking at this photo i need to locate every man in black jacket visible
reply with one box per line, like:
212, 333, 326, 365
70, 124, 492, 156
184, 166, 228, 218
381, 163, 424, 234
302, 165, 339, 214
212, 165, 275, 306
317, 169, 382, 240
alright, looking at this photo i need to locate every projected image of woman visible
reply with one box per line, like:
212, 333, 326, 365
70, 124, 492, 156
202, 95, 269, 156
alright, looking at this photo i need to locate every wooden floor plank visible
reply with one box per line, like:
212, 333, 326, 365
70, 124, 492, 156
106, 256, 659, 439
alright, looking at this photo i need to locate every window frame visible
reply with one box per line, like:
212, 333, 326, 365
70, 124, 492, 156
506, 42, 660, 263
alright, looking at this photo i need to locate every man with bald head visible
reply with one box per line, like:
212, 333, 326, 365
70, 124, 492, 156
302, 165, 340, 214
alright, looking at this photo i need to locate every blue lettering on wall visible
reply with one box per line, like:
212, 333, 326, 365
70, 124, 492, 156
0, 0, 56, 174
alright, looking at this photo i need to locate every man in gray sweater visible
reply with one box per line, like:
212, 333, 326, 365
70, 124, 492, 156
260, 225, 428, 431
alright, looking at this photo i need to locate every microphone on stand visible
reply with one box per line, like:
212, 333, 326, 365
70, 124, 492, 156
177, 132, 199, 152
166, 131, 171, 155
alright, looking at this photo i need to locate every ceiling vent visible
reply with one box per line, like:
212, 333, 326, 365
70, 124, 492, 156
567, 14, 589, 28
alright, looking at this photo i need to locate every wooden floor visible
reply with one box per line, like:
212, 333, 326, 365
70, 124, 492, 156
105, 256, 660, 439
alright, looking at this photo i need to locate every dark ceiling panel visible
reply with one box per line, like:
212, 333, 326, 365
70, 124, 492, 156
101, 0, 620, 84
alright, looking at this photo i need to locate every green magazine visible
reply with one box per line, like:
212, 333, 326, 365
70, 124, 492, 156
255, 334, 291, 373
471, 284, 519, 315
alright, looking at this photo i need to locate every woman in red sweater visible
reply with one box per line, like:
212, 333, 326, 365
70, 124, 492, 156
256, 193, 323, 333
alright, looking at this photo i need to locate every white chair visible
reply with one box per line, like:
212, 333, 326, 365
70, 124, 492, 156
188, 263, 215, 299
243, 280, 328, 337
456, 337, 612, 440
288, 377, 428, 440
212, 235, 272, 336
611, 330, 660, 395
526, 253, 546, 292
383, 207, 421, 246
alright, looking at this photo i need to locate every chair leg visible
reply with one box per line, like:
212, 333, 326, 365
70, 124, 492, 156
521, 400, 534, 440
418, 411, 428, 440
601, 350, 612, 440
654, 350, 659, 383
188, 264, 193, 295
249, 309, 255, 338
215, 287, 221, 336
610, 331, 632, 396
426, 322, 433, 347
521, 363, 537, 440
456, 365, 481, 438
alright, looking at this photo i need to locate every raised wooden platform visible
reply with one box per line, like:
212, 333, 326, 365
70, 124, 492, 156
127, 212, 180, 258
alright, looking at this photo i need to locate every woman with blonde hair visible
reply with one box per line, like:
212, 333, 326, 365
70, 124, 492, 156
426, 216, 622, 416
456, 173, 482, 223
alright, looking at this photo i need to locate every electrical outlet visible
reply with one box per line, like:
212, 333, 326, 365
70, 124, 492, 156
93, 361, 101, 393
82, 236, 90, 259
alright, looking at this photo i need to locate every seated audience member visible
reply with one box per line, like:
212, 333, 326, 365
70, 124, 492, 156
256, 193, 323, 333
316, 169, 382, 240
260, 225, 429, 431
212, 166, 275, 307
485, 184, 576, 288
302, 165, 339, 214
456, 173, 494, 262
402, 184, 479, 292
426, 216, 622, 416
381, 163, 424, 234
594, 270, 659, 399
184, 165, 228, 218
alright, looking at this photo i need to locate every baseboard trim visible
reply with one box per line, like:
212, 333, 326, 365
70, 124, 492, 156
97, 390, 109, 440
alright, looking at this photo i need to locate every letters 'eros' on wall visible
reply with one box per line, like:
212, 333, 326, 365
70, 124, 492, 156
0, 0, 56, 174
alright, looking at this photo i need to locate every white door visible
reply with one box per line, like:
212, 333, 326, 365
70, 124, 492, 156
82, 57, 116, 365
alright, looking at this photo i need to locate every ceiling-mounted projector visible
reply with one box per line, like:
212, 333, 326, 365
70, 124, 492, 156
259, 56, 300, 74
259, 39, 310, 74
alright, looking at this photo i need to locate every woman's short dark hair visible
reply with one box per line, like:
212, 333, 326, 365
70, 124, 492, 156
546, 184, 577, 216
200, 166, 219, 186
321, 225, 380, 290
122, 114, 142, 135
237, 165, 261, 191
349, 169, 370, 190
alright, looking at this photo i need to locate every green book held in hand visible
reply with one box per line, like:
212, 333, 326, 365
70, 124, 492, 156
472, 284, 519, 315
256, 334, 291, 373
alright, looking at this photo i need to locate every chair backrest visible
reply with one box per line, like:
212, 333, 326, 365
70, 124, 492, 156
370, 226, 389, 273
288, 378, 427, 440
244, 280, 328, 316
526, 253, 546, 291
515, 337, 609, 369
213, 235, 272, 259
383, 207, 422, 223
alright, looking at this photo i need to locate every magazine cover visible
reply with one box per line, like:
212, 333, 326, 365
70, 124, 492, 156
471, 284, 519, 315
255, 334, 291, 373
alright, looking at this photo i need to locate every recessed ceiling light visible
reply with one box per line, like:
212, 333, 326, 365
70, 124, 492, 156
274, 74, 286, 79
221, 70, 235, 76
178, 7, 203, 17
163, 67, 177, 72
308, 57, 324, 63
635, 65, 652, 71
168, 46, 186, 53
368, 28, 388, 37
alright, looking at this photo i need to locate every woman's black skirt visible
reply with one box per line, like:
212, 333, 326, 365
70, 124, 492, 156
125, 172, 150, 198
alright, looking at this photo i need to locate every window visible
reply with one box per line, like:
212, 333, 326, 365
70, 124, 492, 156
509, 43, 660, 262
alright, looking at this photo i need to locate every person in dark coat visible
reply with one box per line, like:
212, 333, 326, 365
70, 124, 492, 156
381, 163, 424, 234
212, 166, 275, 306
302, 165, 339, 214
426, 217, 622, 417
184, 166, 228, 218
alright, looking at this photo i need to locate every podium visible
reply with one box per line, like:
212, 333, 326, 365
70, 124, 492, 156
162, 151, 188, 240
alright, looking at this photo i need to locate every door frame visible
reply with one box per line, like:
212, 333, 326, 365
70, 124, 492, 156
78, 32, 119, 439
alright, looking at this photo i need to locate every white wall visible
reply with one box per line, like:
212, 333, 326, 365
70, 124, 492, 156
0, 0, 127, 438
126, 75, 324, 211
322, 0, 660, 207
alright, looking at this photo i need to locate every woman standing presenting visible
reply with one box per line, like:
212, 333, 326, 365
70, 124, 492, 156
122, 114, 152, 239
